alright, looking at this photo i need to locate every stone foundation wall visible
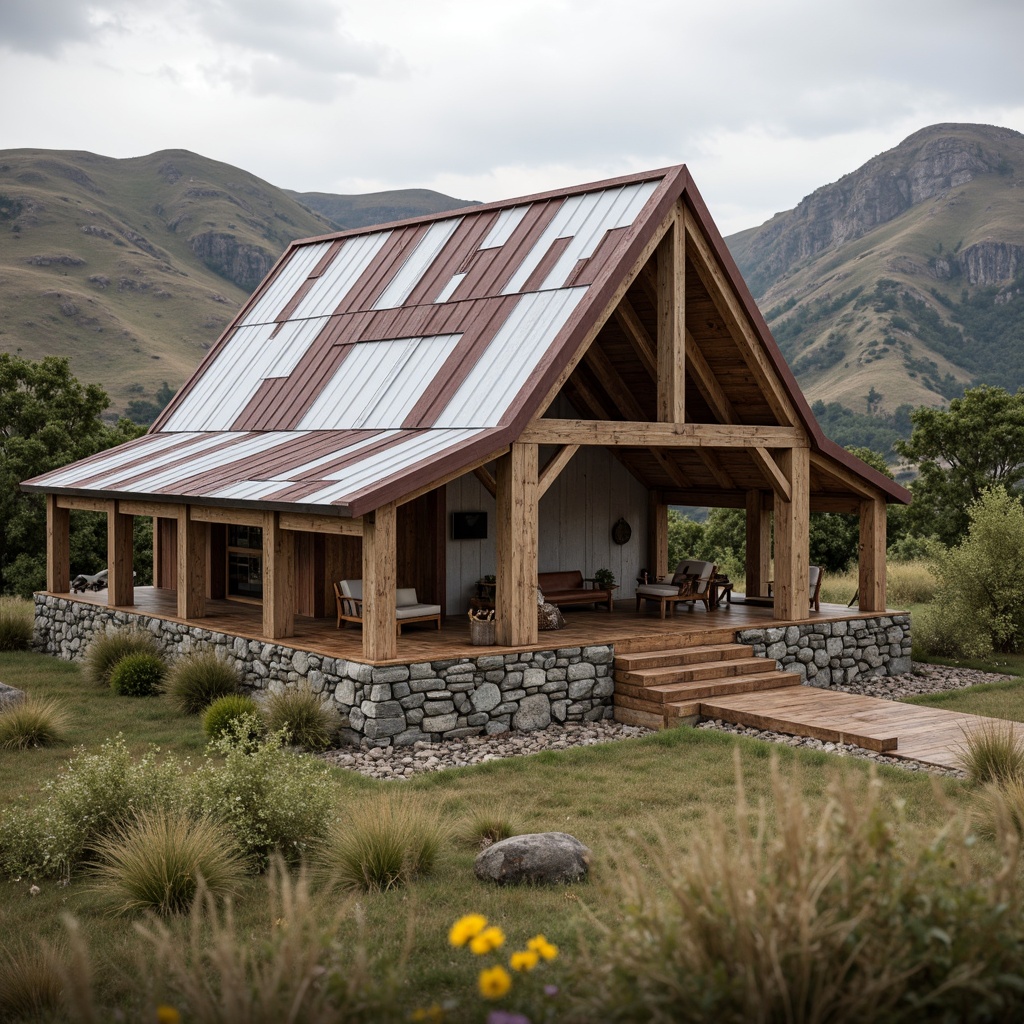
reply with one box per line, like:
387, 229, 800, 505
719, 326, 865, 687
33, 596, 614, 747
736, 614, 912, 685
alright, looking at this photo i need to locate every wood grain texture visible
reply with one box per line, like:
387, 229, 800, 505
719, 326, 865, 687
859, 496, 887, 612
176, 506, 206, 618
657, 207, 685, 423
262, 511, 295, 639
278, 512, 363, 536
362, 501, 397, 660
107, 501, 134, 608
496, 443, 538, 646
745, 490, 771, 598
46, 495, 70, 594
772, 447, 810, 619
520, 419, 805, 447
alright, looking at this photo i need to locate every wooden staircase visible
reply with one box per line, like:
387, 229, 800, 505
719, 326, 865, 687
612, 637, 801, 729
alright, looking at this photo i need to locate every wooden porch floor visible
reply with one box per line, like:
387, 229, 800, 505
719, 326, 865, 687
46, 587, 882, 666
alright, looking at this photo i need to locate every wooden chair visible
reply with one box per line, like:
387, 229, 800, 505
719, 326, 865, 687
333, 580, 442, 633
764, 565, 825, 611
635, 560, 717, 617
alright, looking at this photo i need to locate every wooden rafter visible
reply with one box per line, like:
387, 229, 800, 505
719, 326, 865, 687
278, 512, 363, 536
538, 445, 579, 497
520, 419, 805, 448
750, 447, 792, 501
657, 204, 686, 423
809, 451, 877, 499
473, 466, 497, 498
613, 296, 657, 379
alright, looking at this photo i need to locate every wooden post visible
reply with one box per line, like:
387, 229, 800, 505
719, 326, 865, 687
858, 496, 887, 612
495, 443, 538, 646
362, 503, 397, 660
647, 491, 668, 580
745, 490, 771, 597
262, 511, 295, 639
46, 494, 70, 593
772, 448, 810, 620
657, 207, 686, 424
107, 500, 134, 607
176, 506, 206, 619
151, 517, 161, 591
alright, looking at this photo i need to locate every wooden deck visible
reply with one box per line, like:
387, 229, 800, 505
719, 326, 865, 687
47, 587, 878, 666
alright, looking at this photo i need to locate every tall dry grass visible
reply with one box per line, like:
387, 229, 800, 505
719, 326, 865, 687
956, 719, 1024, 786
819, 558, 939, 608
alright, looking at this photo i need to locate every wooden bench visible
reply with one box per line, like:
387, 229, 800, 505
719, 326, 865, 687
538, 570, 615, 612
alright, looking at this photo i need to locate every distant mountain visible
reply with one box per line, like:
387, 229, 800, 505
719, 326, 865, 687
726, 124, 1024, 428
286, 187, 478, 230
0, 148, 474, 418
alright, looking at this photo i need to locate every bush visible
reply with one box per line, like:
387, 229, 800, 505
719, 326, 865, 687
202, 695, 263, 741
956, 719, 1024, 785
569, 753, 1024, 1023
166, 651, 239, 714
193, 723, 335, 868
88, 809, 245, 915
84, 628, 163, 688
109, 652, 166, 696
0, 941, 64, 1020
317, 790, 447, 892
263, 683, 337, 751
0, 598, 33, 652
0, 696, 69, 749
455, 801, 527, 848
0, 736, 188, 881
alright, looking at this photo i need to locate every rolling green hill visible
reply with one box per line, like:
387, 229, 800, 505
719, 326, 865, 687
285, 187, 478, 229
726, 124, 1024, 427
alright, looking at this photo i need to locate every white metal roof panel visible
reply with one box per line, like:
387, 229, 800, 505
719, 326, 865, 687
480, 205, 529, 248
372, 218, 462, 310
240, 242, 332, 326
41, 432, 206, 487
289, 230, 391, 320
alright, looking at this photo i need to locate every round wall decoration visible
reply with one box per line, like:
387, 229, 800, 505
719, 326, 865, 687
611, 517, 632, 545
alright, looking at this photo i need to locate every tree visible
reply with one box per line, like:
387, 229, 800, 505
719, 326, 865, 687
0, 354, 145, 596
895, 385, 1024, 546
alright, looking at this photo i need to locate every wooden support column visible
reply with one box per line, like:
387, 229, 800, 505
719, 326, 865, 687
262, 511, 295, 640
46, 494, 70, 593
772, 448, 810, 620
176, 506, 206, 619
648, 491, 668, 580
745, 489, 771, 597
657, 207, 686, 424
107, 500, 134, 607
362, 502, 397, 660
495, 443, 538, 647
858, 496, 887, 613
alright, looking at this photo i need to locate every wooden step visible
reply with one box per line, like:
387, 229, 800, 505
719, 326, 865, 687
614, 693, 701, 726
610, 626, 742, 655
616, 656, 777, 688
616, 670, 801, 704
613, 705, 666, 729
614, 643, 752, 672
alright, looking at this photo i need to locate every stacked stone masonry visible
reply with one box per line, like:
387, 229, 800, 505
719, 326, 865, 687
33, 596, 614, 747
736, 615, 912, 685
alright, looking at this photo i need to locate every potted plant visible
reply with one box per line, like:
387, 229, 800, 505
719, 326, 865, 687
592, 568, 617, 590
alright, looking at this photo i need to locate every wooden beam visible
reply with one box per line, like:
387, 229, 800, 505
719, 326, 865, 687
696, 449, 735, 491
772, 447, 810, 620
190, 506, 265, 527
745, 490, 771, 598
176, 506, 206, 619
858, 497, 887, 612
613, 296, 657, 379
520, 419, 805, 448
118, 499, 182, 519
495, 443, 538, 646
809, 451, 878, 500
278, 512, 363, 536
473, 466, 497, 498
648, 491, 668, 580
262, 511, 295, 639
395, 447, 509, 508
107, 500, 134, 607
46, 494, 70, 593
750, 447, 792, 502
810, 496, 861, 514
538, 445, 579, 498
661, 488, 748, 509
585, 343, 647, 420
657, 205, 685, 423
56, 495, 107, 513
652, 449, 690, 489
151, 516, 161, 592
685, 331, 739, 424
362, 502, 397, 660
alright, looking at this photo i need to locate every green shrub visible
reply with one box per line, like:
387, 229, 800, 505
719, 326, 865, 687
84, 627, 164, 688
193, 723, 335, 868
455, 800, 527, 848
569, 754, 1024, 1023
263, 683, 337, 751
317, 790, 447, 892
0, 941, 64, 1021
0, 736, 188, 881
0, 598, 33, 652
202, 695, 263, 741
109, 652, 166, 696
167, 651, 239, 714
0, 696, 69, 749
956, 719, 1024, 785
88, 809, 245, 915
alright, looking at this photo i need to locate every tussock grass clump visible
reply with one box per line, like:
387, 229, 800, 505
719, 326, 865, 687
84, 627, 164, 688
202, 694, 263, 741
166, 651, 239, 714
455, 800, 527, 848
0, 598, 34, 652
0, 695, 69, 749
263, 683, 337, 751
570, 751, 1024, 1023
977, 777, 1024, 839
89, 809, 244, 915
956, 719, 1024, 785
318, 790, 448, 892
0, 941, 64, 1021
109, 652, 166, 697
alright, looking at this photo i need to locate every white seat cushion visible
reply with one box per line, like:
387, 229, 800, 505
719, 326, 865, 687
671, 560, 715, 594
809, 565, 822, 588
636, 584, 681, 598
396, 603, 441, 620
340, 579, 362, 600
396, 587, 418, 607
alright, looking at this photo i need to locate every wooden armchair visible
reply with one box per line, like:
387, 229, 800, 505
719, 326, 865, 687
333, 580, 442, 633
635, 560, 717, 617
764, 565, 825, 611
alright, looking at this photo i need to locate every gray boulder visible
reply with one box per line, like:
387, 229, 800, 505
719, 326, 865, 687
474, 831, 591, 886
0, 682, 25, 710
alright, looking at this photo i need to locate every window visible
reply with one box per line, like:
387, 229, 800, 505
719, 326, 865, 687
227, 525, 262, 600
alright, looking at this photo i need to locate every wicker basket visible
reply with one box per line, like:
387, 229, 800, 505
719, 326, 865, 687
469, 618, 496, 646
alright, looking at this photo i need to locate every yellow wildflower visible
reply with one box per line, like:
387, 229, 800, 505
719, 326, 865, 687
448, 913, 487, 947
410, 1003, 445, 1022
527, 934, 558, 961
469, 925, 506, 955
478, 964, 512, 1000
156, 1007, 181, 1024
509, 948, 540, 972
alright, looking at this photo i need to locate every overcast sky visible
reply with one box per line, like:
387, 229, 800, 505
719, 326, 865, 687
2, 0, 1022, 235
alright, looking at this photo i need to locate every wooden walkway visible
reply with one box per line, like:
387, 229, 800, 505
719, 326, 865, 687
701, 685, 1024, 769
